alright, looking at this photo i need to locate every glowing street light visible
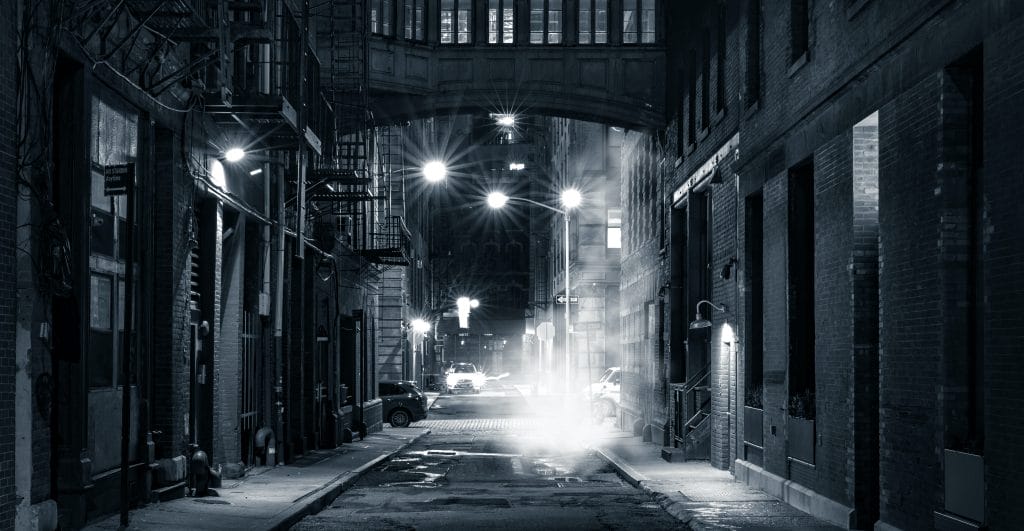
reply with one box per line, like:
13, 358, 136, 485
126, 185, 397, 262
487, 189, 582, 394
411, 318, 431, 334
496, 114, 516, 127
224, 148, 246, 162
423, 160, 448, 182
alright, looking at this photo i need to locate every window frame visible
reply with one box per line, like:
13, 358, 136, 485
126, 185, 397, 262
488, 0, 515, 44
371, 0, 396, 37
440, 0, 474, 44
404, 0, 426, 41
578, 0, 608, 44
622, 0, 656, 44
530, 0, 564, 45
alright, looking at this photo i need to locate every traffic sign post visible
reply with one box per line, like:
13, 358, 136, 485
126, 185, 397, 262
554, 295, 579, 304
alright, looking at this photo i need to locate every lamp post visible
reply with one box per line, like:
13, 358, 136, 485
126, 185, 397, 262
487, 189, 581, 394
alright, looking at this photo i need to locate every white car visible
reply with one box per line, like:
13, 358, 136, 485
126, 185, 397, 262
445, 362, 486, 394
586, 367, 621, 419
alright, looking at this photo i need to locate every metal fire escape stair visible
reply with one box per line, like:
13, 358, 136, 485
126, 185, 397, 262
672, 365, 713, 461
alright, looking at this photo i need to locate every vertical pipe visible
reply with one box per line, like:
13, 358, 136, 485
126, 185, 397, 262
120, 165, 135, 527
564, 212, 571, 395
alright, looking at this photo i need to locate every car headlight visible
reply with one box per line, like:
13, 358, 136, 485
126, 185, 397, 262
446, 374, 458, 386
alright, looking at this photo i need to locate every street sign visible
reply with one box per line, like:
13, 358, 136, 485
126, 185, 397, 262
536, 322, 555, 341
554, 295, 579, 304
103, 163, 134, 196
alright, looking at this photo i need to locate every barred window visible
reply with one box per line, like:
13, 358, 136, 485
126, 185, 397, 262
578, 0, 608, 44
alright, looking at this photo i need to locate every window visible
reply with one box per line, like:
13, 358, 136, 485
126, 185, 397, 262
404, 0, 425, 41
716, 6, 726, 112
701, 28, 710, 129
530, 0, 562, 44
687, 50, 696, 146
441, 0, 472, 44
89, 95, 138, 388
623, 0, 655, 44
371, 0, 395, 36
488, 0, 515, 44
745, 0, 761, 107
578, 0, 608, 44
607, 208, 622, 249
790, 0, 809, 62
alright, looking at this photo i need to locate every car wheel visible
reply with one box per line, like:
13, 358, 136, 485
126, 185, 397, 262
389, 409, 411, 428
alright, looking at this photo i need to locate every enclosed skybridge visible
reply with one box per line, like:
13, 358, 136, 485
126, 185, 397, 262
364, 38, 667, 129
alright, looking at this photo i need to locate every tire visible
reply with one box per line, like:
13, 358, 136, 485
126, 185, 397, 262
389, 409, 411, 428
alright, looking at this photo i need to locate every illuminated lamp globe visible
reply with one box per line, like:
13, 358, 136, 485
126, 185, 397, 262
423, 160, 447, 182
224, 148, 246, 162
560, 188, 582, 209
487, 192, 510, 209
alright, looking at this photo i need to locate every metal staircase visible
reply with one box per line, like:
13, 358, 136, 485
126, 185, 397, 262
672, 365, 712, 460
311, 0, 409, 266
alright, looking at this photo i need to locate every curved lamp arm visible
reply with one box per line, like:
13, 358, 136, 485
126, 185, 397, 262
506, 196, 567, 216
695, 300, 727, 314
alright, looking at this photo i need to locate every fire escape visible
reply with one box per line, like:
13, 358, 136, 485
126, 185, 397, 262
313, 0, 410, 268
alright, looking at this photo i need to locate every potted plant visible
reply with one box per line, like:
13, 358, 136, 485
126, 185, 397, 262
786, 389, 815, 464
744, 385, 764, 447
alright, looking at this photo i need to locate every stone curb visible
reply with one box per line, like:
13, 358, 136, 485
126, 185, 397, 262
267, 429, 431, 531
592, 446, 723, 531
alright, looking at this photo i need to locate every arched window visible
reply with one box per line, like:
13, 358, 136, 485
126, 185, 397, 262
530, 0, 563, 44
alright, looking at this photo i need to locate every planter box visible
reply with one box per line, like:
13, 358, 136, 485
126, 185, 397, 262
943, 449, 985, 524
744, 406, 764, 446
787, 416, 815, 464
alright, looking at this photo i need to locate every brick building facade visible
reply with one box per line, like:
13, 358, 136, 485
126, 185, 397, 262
614, 1, 1024, 529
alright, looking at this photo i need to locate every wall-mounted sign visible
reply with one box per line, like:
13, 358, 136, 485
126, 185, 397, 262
103, 163, 134, 196
554, 295, 579, 304
672, 133, 739, 205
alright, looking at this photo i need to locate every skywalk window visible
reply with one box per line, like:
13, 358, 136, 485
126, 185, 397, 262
530, 0, 563, 44
578, 0, 608, 44
623, 0, 655, 44
404, 0, 426, 41
488, 0, 515, 44
371, 0, 395, 36
441, 0, 472, 44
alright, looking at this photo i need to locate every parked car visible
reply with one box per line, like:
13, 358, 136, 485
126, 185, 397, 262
444, 362, 486, 394
586, 367, 621, 420
379, 380, 428, 427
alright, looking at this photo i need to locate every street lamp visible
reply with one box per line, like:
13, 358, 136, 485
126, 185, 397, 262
224, 147, 246, 162
423, 160, 448, 182
486, 189, 581, 394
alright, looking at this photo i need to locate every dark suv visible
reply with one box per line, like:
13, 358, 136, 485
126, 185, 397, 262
379, 380, 428, 427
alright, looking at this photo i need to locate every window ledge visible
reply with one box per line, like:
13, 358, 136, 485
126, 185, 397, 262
788, 51, 810, 78
674, 156, 684, 169
713, 108, 726, 126
685, 142, 696, 156
846, 0, 871, 20
744, 99, 760, 120
698, 127, 709, 142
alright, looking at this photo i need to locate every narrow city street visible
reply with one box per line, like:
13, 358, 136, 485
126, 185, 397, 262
291, 384, 684, 531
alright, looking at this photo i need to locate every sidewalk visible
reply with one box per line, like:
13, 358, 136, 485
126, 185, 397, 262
592, 430, 841, 530
85, 427, 430, 531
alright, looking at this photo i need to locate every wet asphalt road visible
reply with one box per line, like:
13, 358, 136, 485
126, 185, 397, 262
290, 384, 685, 530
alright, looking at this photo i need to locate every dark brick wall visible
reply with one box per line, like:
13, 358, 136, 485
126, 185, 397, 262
759, 170, 788, 479
0, 0, 16, 524
214, 216, 243, 465
810, 130, 853, 503
983, 24, 1024, 529
877, 72, 944, 530
151, 130, 192, 458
